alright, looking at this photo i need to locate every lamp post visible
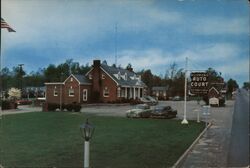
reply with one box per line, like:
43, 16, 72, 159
80, 119, 95, 168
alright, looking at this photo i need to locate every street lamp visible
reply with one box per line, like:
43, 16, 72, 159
80, 119, 95, 168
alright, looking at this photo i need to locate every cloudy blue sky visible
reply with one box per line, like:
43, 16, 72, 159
1, 0, 249, 86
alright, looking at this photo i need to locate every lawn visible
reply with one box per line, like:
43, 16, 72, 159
0, 112, 205, 168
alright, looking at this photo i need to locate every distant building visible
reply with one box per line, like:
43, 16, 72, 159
45, 60, 147, 104
151, 86, 170, 100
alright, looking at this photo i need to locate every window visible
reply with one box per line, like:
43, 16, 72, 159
83, 89, 88, 101
89, 74, 92, 79
124, 73, 127, 80
69, 87, 74, 97
102, 74, 105, 79
70, 77, 73, 82
103, 87, 109, 97
117, 71, 121, 80
54, 86, 58, 96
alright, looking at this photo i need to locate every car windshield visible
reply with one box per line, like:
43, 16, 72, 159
155, 106, 171, 111
136, 104, 149, 109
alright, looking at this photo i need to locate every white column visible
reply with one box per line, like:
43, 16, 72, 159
125, 87, 127, 98
129, 87, 133, 98
84, 141, 90, 168
138, 88, 140, 98
133, 87, 136, 99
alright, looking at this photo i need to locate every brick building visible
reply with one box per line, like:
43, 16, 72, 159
151, 86, 170, 100
45, 60, 147, 104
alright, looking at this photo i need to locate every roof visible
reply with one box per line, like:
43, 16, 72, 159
152, 86, 169, 91
209, 87, 219, 94
45, 74, 91, 85
72, 74, 92, 85
100, 64, 146, 87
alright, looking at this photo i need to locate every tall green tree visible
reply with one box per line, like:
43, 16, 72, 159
227, 78, 239, 96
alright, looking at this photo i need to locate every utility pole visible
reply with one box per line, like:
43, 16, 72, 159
181, 57, 188, 124
115, 23, 117, 66
18, 64, 24, 96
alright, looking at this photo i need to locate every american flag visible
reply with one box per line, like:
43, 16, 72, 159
1, 18, 16, 32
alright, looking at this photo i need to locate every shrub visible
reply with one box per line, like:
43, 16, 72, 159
65, 104, 73, 111
47, 103, 60, 111
73, 103, 81, 112
1, 100, 17, 110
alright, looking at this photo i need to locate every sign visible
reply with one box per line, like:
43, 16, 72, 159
190, 72, 209, 94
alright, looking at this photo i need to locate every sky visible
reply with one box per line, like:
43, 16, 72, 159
1, 0, 249, 86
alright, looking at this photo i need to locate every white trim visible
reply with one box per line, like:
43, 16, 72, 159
63, 74, 80, 85
85, 67, 94, 76
45, 82, 63, 85
209, 87, 219, 94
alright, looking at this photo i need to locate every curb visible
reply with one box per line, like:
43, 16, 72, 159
172, 122, 212, 168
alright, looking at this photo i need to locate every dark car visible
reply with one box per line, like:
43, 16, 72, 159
151, 106, 177, 119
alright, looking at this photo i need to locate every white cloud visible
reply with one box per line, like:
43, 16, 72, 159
96, 42, 245, 75
192, 17, 249, 35
1, 0, 183, 50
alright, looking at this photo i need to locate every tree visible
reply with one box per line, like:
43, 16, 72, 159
8, 87, 21, 100
243, 82, 250, 90
227, 78, 239, 96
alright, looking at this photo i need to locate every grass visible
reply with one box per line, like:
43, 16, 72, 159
0, 112, 205, 168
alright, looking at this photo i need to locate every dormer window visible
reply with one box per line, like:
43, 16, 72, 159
133, 74, 137, 80
124, 73, 127, 81
102, 74, 105, 79
70, 77, 73, 82
138, 75, 141, 81
118, 71, 121, 80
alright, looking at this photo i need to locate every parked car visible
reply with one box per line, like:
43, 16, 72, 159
145, 96, 158, 105
140, 96, 158, 106
151, 106, 177, 119
139, 97, 152, 105
172, 96, 182, 101
209, 97, 219, 107
126, 104, 152, 118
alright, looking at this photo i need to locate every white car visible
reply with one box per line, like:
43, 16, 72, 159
126, 104, 152, 118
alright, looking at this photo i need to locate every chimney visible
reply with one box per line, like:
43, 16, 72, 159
127, 67, 133, 72
92, 60, 101, 101
93, 60, 101, 68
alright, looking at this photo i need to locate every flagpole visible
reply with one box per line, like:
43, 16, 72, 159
181, 57, 188, 124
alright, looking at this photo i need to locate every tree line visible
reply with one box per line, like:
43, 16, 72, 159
1, 59, 91, 92
0, 59, 240, 98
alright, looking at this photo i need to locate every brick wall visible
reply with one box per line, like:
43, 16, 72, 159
99, 70, 118, 102
46, 84, 64, 104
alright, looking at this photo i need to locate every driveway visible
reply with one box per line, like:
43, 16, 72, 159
0, 105, 41, 116
81, 100, 209, 120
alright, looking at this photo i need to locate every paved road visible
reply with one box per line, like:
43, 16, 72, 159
227, 89, 249, 167
181, 100, 234, 167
